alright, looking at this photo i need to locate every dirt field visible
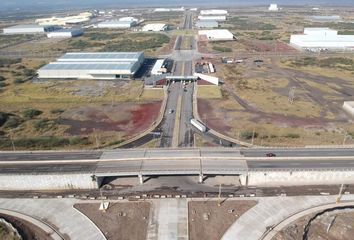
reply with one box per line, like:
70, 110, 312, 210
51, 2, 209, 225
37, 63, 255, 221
189, 200, 257, 240
273, 209, 354, 240
74, 202, 150, 240
197, 56, 354, 146
0, 214, 52, 240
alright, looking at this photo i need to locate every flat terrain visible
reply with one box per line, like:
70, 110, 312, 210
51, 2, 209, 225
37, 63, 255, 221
74, 202, 150, 240
274, 209, 354, 240
188, 200, 257, 240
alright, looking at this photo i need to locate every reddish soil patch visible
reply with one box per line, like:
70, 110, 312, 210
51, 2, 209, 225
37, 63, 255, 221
155, 78, 167, 86
59, 101, 162, 136
198, 99, 232, 133
189, 200, 257, 240
197, 79, 215, 85
197, 40, 209, 54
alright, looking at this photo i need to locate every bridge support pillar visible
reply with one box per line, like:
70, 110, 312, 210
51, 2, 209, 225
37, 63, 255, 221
199, 173, 203, 184
138, 173, 144, 185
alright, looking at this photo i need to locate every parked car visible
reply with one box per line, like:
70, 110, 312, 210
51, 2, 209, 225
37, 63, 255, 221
266, 153, 276, 157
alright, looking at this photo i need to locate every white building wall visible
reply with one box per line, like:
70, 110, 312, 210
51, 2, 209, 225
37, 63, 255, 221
240, 171, 354, 186
3, 27, 45, 34
343, 101, 354, 118
198, 16, 226, 21
0, 174, 98, 190
198, 29, 234, 41
200, 10, 228, 15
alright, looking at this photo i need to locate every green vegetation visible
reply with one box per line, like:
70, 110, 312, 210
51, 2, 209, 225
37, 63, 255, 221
22, 109, 43, 119
305, 22, 354, 30
0, 112, 8, 126
241, 130, 258, 140
0, 136, 91, 150
289, 57, 354, 72
3, 117, 22, 129
86, 32, 123, 41
50, 108, 65, 114
212, 45, 232, 52
338, 30, 354, 35
13, 78, 25, 84
256, 31, 280, 40
33, 119, 55, 131
102, 33, 170, 52
284, 133, 300, 139
0, 58, 21, 67
228, 17, 276, 30
0, 76, 5, 81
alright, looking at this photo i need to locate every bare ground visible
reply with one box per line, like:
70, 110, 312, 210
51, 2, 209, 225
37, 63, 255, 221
0, 214, 52, 240
188, 200, 257, 240
74, 202, 150, 240
273, 209, 354, 240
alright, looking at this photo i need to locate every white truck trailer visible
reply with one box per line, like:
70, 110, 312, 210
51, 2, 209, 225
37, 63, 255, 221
190, 118, 206, 132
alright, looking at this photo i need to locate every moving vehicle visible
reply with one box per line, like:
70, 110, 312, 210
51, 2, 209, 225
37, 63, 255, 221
266, 153, 276, 157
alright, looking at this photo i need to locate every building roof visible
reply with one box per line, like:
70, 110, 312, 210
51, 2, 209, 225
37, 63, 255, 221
200, 10, 228, 15
4, 24, 44, 29
50, 28, 82, 33
198, 29, 234, 39
40, 62, 136, 71
58, 52, 143, 62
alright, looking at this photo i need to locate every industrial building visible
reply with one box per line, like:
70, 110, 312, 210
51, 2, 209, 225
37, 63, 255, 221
154, 7, 185, 12
290, 28, 354, 50
47, 28, 83, 38
142, 24, 167, 32
97, 20, 137, 29
343, 101, 354, 118
198, 29, 234, 41
197, 16, 226, 21
268, 4, 279, 11
37, 52, 145, 80
311, 15, 341, 22
35, 12, 93, 26
3, 24, 60, 34
200, 10, 228, 15
196, 20, 218, 29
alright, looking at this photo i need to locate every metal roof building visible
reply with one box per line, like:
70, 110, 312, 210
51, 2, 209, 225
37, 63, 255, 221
142, 24, 167, 32
198, 16, 226, 21
290, 28, 354, 50
3, 24, 60, 34
47, 28, 83, 38
198, 29, 234, 41
97, 20, 137, 29
37, 52, 145, 80
200, 10, 228, 15
195, 20, 218, 29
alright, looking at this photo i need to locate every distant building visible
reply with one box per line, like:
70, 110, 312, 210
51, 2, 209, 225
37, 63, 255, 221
154, 7, 185, 12
197, 16, 226, 21
198, 29, 234, 41
290, 28, 354, 50
268, 4, 279, 11
119, 17, 138, 22
97, 20, 137, 29
200, 10, 228, 15
195, 20, 218, 29
151, 59, 167, 75
3, 24, 60, 34
37, 52, 145, 80
47, 28, 83, 38
343, 101, 354, 118
311, 15, 341, 22
142, 24, 167, 32
35, 12, 93, 26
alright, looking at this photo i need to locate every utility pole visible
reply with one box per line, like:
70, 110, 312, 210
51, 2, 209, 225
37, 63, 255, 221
217, 183, 222, 207
251, 127, 256, 145
336, 183, 344, 204
288, 87, 296, 103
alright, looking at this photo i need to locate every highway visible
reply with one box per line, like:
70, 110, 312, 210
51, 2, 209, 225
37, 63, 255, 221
2, 148, 354, 176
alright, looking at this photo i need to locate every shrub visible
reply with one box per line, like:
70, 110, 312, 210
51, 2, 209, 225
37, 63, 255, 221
69, 136, 90, 145
23, 68, 36, 78
33, 119, 52, 131
3, 117, 21, 128
0, 76, 5, 81
241, 130, 258, 140
22, 109, 42, 119
50, 108, 64, 114
13, 78, 24, 84
285, 133, 300, 138
212, 46, 232, 52
0, 82, 6, 87
0, 112, 8, 126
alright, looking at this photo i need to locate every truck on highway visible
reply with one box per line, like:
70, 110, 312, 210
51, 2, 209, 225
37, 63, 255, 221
190, 118, 206, 132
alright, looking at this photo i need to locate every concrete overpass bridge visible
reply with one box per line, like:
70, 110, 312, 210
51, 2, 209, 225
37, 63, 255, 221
2, 148, 354, 190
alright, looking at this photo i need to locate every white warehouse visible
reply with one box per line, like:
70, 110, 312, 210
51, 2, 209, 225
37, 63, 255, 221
200, 10, 228, 15
142, 24, 167, 32
47, 28, 83, 38
290, 28, 354, 50
97, 20, 137, 29
37, 52, 145, 80
3, 24, 60, 34
198, 16, 226, 21
198, 29, 234, 41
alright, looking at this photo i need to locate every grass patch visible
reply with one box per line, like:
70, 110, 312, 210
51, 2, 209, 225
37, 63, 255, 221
288, 57, 354, 72
197, 86, 222, 99
140, 88, 164, 100
212, 45, 232, 52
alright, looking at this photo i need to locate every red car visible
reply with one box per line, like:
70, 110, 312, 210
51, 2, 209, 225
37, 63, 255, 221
266, 153, 276, 157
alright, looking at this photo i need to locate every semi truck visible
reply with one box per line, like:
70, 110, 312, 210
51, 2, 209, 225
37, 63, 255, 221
190, 118, 206, 132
